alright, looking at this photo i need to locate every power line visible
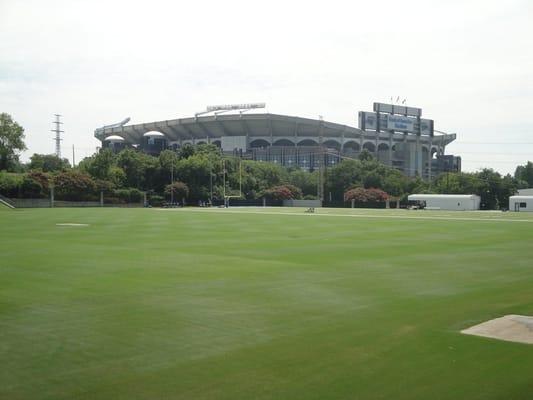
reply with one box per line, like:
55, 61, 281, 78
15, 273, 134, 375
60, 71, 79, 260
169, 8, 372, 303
455, 142, 533, 145
458, 151, 533, 155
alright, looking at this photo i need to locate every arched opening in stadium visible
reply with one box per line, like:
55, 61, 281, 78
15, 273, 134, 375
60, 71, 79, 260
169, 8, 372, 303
298, 139, 318, 147
250, 139, 270, 148
363, 142, 376, 152
323, 140, 341, 150
377, 143, 390, 163
273, 139, 296, 146
343, 141, 360, 154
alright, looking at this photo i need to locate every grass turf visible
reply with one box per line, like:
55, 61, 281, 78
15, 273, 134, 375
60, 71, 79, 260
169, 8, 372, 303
1, 207, 533, 399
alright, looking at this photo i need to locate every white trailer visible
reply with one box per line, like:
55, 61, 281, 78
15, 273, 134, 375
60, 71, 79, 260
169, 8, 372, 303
408, 194, 481, 211
509, 196, 533, 212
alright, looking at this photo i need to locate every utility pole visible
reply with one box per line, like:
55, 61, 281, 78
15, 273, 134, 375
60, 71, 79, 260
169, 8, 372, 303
209, 168, 213, 204
317, 116, 325, 203
222, 159, 226, 207
51, 114, 63, 158
170, 162, 174, 205
72, 144, 76, 167
239, 160, 242, 197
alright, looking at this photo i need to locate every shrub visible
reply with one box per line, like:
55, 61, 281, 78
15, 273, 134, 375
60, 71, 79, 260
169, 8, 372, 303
344, 187, 389, 203
114, 188, 143, 203
20, 175, 43, 198
128, 188, 143, 203
0, 172, 23, 197
149, 195, 165, 207
262, 184, 302, 201
164, 181, 189, 201
27, 171, 50, 191
95, 179, 115, 193
53, 170, 96, 201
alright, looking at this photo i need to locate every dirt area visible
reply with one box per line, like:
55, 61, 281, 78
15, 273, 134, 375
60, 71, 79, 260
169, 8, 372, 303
461, 315, 533, 344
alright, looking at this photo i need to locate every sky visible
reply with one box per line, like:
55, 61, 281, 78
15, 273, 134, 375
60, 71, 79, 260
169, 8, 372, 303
1, 0, 532, 174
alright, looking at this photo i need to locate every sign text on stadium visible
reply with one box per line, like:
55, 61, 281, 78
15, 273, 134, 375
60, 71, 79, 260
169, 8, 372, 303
206, 103, 266, 112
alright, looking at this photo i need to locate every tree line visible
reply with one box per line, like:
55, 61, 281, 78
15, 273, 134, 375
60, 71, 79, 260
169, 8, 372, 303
1, 112, 532, 208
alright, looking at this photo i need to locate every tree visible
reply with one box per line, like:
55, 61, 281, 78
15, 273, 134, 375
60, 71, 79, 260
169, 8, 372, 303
432, 169, 518, 210
174, 154, 214, 201
363, 172, 382, 189
514, 161, 533, 187
116, 149, 158, 189
358, 149, 374, 162
108, 166, 126, 187
159, 150, 178, 174
178, 144, 196, 159
288, 169, 318, 197
326, 159, 363, 200
79, 149, 115, 180
29, 153, 70, 172
0, 113, 26, 171
164, 181, 189, 201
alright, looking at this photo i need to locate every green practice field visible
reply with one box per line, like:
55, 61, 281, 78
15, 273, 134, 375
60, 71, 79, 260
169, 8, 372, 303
1, 206, 533, 399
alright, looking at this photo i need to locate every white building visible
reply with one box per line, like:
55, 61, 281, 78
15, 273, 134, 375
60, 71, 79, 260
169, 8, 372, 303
408, 194, 481, 211
509, 196, 533, 212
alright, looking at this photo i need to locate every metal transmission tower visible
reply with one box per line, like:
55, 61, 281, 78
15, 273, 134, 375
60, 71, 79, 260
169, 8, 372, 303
51, 114, 64, 157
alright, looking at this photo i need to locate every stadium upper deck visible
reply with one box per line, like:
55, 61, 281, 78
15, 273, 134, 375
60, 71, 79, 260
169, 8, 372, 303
95, 103, 459, 179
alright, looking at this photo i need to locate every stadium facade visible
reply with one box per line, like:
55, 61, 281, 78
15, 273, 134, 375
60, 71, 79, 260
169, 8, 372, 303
94, 102, 460, 179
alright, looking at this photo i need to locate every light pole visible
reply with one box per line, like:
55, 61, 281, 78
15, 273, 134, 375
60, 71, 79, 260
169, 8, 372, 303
222, 159, 226, 207
209, 168, 213, 204
168, 152, 176, 205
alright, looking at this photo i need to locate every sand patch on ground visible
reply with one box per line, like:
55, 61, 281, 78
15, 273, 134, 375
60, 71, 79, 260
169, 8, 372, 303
461, 315, 533, 344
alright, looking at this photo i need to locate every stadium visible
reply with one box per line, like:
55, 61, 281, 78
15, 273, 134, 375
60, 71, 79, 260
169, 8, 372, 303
94, 102, 460, 180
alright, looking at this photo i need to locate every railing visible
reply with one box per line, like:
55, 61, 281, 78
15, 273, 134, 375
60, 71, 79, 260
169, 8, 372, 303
0, 193, 16, 208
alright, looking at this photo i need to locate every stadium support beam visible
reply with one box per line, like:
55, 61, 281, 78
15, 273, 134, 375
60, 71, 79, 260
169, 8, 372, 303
215, 120, 229, 137
179, 123, 196, 140
167, 125, 187, 141
197, 121, 213, 139
268, 119, 274, 145
428, 136, 433, 182
389, 132, 393, 167
131, 126, 143, 143
340, 126, 346, 151
239, 119, 251, 148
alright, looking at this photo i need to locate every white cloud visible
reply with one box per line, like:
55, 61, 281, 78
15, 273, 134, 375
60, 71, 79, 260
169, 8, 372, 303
1, 0, 532, 173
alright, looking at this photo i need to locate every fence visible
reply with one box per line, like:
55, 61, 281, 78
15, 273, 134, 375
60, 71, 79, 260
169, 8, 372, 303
283, 199, 322, 208
1, 194, 144, 209
211, 198, 283, 207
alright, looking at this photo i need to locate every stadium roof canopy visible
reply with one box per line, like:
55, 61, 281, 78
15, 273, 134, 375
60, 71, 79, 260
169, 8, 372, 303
96, 110, 455, 146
